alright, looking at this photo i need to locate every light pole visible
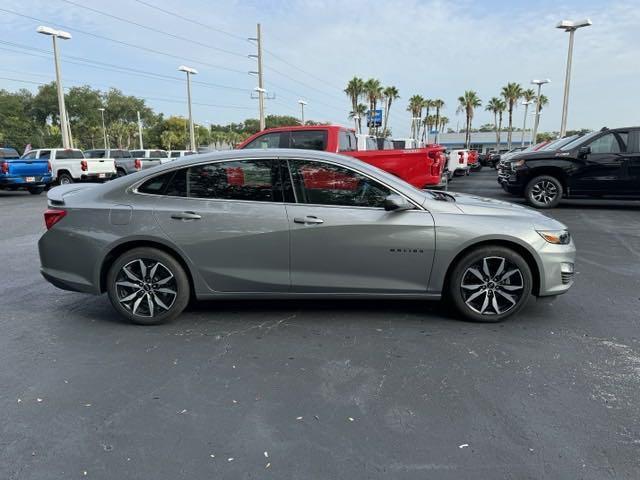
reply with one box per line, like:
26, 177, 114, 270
556, 18, 592, 137
98, 108, 108, 149
412, 117, 421, 142
178, 65, 198, 151
531, 78, 550, 144
298, 99, 307, 125
520, 100, 534, 147
37, 26, 71, 149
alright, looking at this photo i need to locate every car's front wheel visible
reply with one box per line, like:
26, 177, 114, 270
106, 247, 190, 325
525, 175, 563, 208
448, 246, 532, 322
28, 187, 44, 195
57, 173, 74, 185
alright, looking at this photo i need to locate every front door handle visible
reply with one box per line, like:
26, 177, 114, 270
171, 211, 202, 220
294, 216, 324, 225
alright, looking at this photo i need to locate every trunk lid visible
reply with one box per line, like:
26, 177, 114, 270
85, 158, 116, 174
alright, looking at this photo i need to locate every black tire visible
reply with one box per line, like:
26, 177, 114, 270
116, 168, 127, 177
57, 173, 74, 185
106, 247, 190, 325
525, 175, 563, 209
28, 187, 44, 195
447, 246, 532, 323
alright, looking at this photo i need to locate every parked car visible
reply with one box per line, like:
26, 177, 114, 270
447, 149, 470, 176
168, 150, 197, 159
500, 127, 640, 208
468, 150, 482, 171
38, 149, 575, 325
497, 136, 579, 185
355, 134, 378, 151
0, 147, 52, 194
238, 125, 446, 189
22, 148, 116, 184
85, 149, 138, 177
131, 149, 170, 165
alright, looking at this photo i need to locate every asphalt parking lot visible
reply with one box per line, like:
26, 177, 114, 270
1, 169, 639, 479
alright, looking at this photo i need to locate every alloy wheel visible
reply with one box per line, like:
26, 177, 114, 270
530, 180, 558, 205
460, 256, 524, 316
115, 258, 177, 318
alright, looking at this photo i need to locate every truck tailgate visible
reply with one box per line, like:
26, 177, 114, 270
7, 159, 49, 177
86, 159, 116, 174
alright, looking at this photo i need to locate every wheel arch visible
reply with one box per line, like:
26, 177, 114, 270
526, 166, 569, 190
99, 239, 196, 297
442, 239, 542, 297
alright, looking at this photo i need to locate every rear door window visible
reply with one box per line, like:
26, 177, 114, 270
56, 150, 84, 159
39, 150, 51, 160
288, 130, 327, 151
151, 150, 167, 158
588, 133, 624, 154
170, 151, 181, 158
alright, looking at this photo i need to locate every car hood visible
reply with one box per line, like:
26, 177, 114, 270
447, 192, 566, 229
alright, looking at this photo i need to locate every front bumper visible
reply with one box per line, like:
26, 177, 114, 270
536, 239, 577, 297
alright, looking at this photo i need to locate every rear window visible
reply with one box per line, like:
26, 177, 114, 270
0, 148, 20, 159
170, 151, 181, 158
56, 149, 85, 159
288, 130, 327, 151
243, 132, 282, 149
152, 150, 168, 158
85, 150, 105, 158
338, 130, 356, 152
131, 150, 143, 158
366, 137, 378, 150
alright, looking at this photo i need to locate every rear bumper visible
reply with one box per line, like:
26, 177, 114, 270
0, 174, 52, 188
40, 268, 97, 294
80, 172, 116, 182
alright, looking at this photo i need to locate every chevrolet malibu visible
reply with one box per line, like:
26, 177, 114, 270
38, 149, 576, 325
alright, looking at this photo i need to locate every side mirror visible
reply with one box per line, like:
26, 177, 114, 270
578, 146, 591, 158
384, 194, 413, 212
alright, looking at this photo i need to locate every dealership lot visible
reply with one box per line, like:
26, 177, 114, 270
1, 170, 639, 479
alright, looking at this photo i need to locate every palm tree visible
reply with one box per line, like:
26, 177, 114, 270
519, 89, 537, 145
457, 91, 482, 149
407, 94, 425, 140
485, 97, 506, 152
501, 82, 523, 150
348, 103, 367, 133
381, 86, 399, 137
439, 116, 449, 134
537, 94, 549, 112
344, 77, 364, 132
363, 78, 383, 134
421, 99, 434, 143
426, 115, 437, 142
431, 99, 445, 143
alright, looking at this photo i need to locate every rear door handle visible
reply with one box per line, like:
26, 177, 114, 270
294, 216, 324, 225
171, 211, 201, 220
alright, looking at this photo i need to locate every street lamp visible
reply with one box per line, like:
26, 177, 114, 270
556, 18, 592, 137
531, 78, 550, 144
298, 99, 307, 125
412, 117, 421, 142
178, 65, 198, 151
37, 26, 72, 149
520, 100, 534, 147
98, 108, 108, 149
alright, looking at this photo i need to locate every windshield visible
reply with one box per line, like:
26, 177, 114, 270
560, 131, 597, 151
541, 135, 578, 151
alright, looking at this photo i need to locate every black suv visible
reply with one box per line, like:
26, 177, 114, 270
500, 127, 640, 208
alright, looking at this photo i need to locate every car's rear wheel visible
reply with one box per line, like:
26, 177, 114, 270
58, 173, 74, 185
106, 247, 190, 325
448, 246, 532, 322
525, 175, 563, 208
116, 168, 126, 177
28, 187, 44, 195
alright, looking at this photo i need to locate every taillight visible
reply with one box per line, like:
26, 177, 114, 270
458, 152, 464, 164
134, 159, 142, 170
44, 209, 67, 230
0, 161, 8, 174
48, 160, 52, 173
81, 160, 88, 171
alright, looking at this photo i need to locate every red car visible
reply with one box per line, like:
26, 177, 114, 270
237, 125, 446, 189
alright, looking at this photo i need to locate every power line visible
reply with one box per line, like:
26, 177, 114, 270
0, 7, 248, 75
59, 0, 247, 59
0, 41, 251, 93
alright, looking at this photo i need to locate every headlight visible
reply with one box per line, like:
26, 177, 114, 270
511, 159, 525, 169
537, 230, 571, 245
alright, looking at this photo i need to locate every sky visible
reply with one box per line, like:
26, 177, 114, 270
1, 0, 638, 137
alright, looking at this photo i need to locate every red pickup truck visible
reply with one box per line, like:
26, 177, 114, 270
237, 125, 446, 189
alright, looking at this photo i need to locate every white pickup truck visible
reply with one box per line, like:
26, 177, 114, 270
21, 148, 116, 184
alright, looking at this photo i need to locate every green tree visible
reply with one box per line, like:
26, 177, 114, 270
363, 78, 383, 135
431, 99, 445, 142
344, 77, 364, 133
406, 95, 425, 140
485, 97, 506, 152
457, 91, 482, 149
501, 82, 523, 150
381, 86, 399, 137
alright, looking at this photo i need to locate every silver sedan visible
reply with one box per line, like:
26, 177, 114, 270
38, 149, 576, 325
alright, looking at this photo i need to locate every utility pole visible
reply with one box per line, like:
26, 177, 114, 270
298, 100, 307, 125
137, 110, 144, 149
99, 108, 107, 149
249, 23, 268, 131
531, 79, 550, 144
66, 108, 74, 149
520, 100, 533, 147
178, 65, 198, 151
